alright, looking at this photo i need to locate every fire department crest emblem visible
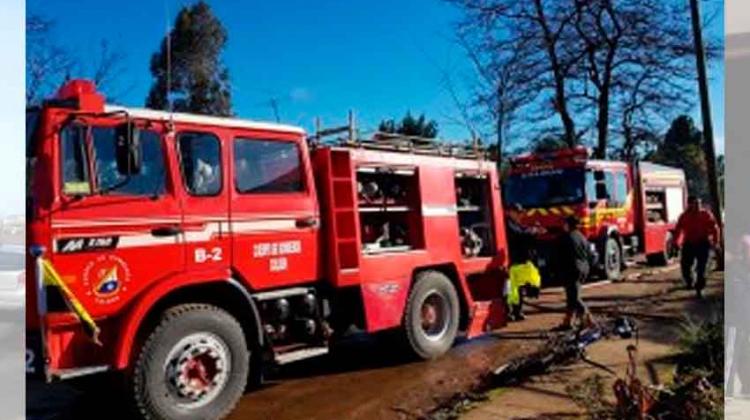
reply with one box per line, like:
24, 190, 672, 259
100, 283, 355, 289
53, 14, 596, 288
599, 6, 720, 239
83, 255, 131, 305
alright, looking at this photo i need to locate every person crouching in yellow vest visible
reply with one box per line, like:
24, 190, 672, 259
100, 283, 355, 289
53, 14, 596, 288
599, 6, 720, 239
506, 254, 541, 322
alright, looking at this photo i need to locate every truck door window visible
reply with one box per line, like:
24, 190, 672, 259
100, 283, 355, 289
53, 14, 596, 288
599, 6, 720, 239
233, 138, 303, 193
605, 172, 617, 206
585, 171, 597, 205
60, 124, 91, 195
614, 172, 628, 207
92, 127, 166, 196
178, 132, 222, 196
587, 170, 610, 206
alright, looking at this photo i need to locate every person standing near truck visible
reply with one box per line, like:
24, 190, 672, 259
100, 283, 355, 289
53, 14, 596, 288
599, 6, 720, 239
674, 196, 720, 299
553, 216, 596, 331
506, 247, 541, 321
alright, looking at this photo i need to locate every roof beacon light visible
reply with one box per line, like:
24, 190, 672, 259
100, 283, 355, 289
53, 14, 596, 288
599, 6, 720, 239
55, 79, 105, 113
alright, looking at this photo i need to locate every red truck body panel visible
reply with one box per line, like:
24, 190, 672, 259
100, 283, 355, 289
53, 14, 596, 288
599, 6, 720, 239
313, 147, 508, 333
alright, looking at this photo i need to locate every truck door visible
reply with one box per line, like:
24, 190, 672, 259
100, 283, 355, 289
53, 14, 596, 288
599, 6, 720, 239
174, 130, 232, 275
229, 134, 319, 290
51, 121, 184, 315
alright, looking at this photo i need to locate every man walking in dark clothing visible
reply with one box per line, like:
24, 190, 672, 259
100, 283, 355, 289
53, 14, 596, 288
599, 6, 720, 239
505, 204, 541, 264
554, 216, 595, 330
674, 196, 720, 298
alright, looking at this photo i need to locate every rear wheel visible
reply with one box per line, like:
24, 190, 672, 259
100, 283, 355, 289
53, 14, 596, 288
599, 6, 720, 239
604, 237, 623, 281
647, 232, 677, 266
132, 304, 249, 420
403, 271, 460, 359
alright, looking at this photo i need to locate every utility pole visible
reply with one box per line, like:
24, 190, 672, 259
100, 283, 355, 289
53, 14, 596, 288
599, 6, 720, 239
496, 83, 504, 167
689, 0, 724, 266
269, 98, 281, 122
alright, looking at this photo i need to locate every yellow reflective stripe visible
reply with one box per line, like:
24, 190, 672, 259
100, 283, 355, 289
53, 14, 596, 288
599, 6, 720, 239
524, 207, 577, 217
42, 259, 101, 345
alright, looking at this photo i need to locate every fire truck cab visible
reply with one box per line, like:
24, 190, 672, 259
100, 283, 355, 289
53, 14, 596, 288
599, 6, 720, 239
504, 147, 687, 283
26, 80, 508, 419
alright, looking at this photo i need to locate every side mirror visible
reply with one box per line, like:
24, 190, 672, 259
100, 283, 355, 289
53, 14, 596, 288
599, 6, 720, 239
115, 122, 142, 176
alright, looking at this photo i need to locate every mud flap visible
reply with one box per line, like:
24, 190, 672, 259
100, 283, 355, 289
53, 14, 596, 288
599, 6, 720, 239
466, 298, 507, 339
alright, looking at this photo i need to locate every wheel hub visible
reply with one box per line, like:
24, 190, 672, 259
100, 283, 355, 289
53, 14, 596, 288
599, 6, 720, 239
420, 292, 449, 341
608, 243, 620, 268
165, 333, 230, 406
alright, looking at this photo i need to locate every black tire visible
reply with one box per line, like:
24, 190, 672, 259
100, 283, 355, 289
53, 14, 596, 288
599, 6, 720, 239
403, 271, 460, 359
603, 237, 623, 281
132, 304, 249, 420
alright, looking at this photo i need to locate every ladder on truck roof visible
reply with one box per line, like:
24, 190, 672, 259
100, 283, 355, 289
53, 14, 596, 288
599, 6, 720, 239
309, 111, 494, 161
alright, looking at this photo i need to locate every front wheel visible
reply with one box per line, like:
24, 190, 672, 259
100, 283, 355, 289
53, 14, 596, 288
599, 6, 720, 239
403, 271, 460, 359
132, 304, 249, 420
603, 237, 623, 281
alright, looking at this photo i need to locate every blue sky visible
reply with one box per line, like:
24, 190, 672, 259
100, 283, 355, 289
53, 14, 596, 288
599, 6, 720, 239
0, 0, 24, 216
29, 0, 724, 153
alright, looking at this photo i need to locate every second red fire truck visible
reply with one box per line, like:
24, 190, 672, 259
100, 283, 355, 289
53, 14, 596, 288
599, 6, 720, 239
26, 81, 508, 419
503, 147, 687, 283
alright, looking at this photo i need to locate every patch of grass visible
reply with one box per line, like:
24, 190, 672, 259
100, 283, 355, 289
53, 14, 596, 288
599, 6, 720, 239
565, 374, 616, 419
486, 387, 510, 399
426, 391, 489, 420
647, 311, 724, 419
676, 312, 724, 386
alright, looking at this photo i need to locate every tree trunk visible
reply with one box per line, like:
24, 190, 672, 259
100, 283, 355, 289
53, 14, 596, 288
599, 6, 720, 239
595, 46, 616, 159
556, 82, 577, 148
497, 85, 505, 164
595, 68, 613, 159
689, 0, 723, 269
533, 0, 576, 148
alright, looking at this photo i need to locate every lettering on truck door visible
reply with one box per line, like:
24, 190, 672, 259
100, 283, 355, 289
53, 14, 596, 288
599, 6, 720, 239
52, 121, 184, 315
229, 135, 320, 289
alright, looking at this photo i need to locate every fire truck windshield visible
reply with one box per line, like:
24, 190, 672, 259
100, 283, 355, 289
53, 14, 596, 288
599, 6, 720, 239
504, 167, 585, 209
26, 109, 40, 217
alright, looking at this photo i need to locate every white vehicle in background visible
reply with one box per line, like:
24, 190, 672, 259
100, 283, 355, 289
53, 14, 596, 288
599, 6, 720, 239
0, 241, 24, 308
0, 216, 26, 309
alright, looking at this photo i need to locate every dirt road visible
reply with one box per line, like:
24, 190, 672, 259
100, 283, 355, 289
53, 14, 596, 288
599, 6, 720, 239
27, 264, 719, 420
458, 270, 723, 419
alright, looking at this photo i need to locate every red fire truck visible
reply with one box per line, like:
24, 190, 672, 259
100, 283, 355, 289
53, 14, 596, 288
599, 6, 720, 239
26, 80, 508, 419
503, 147, 687, 282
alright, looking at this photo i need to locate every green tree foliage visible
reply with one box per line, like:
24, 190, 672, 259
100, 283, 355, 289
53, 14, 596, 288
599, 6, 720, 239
649, 115, 709, 200
378, 112, 438, 138
531, 134, 568, 154
146, 1, 232, 116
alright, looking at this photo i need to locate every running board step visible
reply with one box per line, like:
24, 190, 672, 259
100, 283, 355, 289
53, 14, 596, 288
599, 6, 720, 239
274, 346, 329, 365
50, 365, 109, 381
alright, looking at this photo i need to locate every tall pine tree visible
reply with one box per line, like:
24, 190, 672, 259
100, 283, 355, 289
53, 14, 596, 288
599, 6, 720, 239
650, 115, 709, 200
146, 1, 232, 116
378, 112, 438, 138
